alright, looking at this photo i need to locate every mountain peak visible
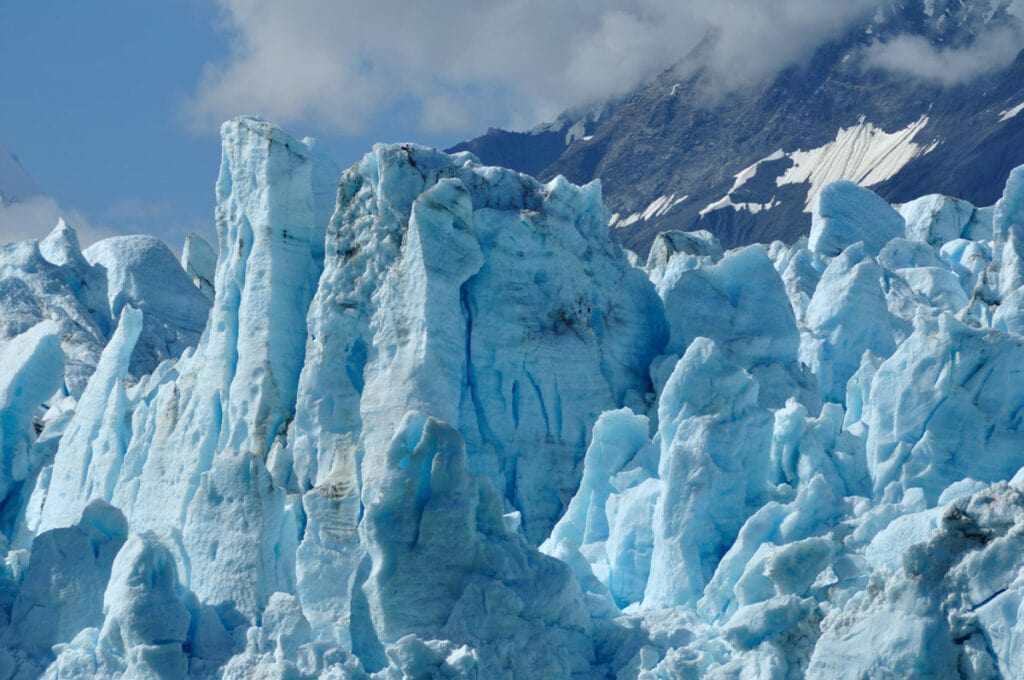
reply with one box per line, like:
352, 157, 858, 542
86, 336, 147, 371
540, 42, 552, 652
0, 140, 40, 204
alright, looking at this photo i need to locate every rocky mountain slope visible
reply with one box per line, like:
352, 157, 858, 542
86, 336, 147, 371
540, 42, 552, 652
0, 143, 38, 206
452, 0, 1024, 255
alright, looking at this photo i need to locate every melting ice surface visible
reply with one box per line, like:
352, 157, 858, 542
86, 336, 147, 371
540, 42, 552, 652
2, 116, 1024, 677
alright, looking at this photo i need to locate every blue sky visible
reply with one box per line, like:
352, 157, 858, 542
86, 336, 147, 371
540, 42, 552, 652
0, 1, 477, 248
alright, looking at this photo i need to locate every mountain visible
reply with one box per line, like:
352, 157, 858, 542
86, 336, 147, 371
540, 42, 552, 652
2, 116, 1024, 676
0, 138, 117, 247
0, 141, 39, 205
450, 0, 1024, 255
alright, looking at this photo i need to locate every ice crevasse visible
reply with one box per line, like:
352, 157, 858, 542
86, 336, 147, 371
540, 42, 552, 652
1, 116, 1024, 678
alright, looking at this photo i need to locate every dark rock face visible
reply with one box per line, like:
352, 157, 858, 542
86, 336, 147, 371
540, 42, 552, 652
451, 1, 1024, 255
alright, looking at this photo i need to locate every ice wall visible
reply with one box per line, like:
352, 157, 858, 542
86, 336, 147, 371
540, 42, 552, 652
286, 142, 667, 544
544, 164, 1024, 677
7, 116, 1024, 678
4, 118, 668, 677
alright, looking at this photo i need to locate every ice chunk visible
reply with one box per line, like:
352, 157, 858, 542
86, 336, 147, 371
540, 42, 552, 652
644, 338, 774, 608
124, 116, 325, 559
803, 243, 902, 403
661, 245, 810, 408
102, 534, 190, 644
721, 594, 816, 651
181, 231, 216, 300
772, 240, 825, 324
541, 408, 655, 608
698, 475, 841, 624
39, 218, 88, 268
863, 506, 942, 572
36, 307, 141, 531
809, 605, 957, 677
899, 193, 976, 247
359, 412, 595, 676
0, 235, 109, 396
85, 234, 211, 380
646, 230, 725, 295
646, 229, 724, 268
877, 237, 942, 270
894, 266, 969, 313
91, 532, 190, 678
992, 164, 1024, 301
10, 501, 127, 664
543, 409, 651, 556
809, 180, 905, 257
939, 238, 990, 301
865, 315, 1024, 501
0, 321, 63, 505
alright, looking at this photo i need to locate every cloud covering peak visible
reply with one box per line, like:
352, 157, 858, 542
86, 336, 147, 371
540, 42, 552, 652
186, 0, 1021, 136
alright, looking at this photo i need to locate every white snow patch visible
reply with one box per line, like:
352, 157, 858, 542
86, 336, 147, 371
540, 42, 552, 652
778, 115, 935, 211
699, 150, 785, 217
983, 0, 1004, 22
730, 150, 785, 194
999, 102, 1024, 123
565, 120, 588, 145
699, 195, 780, 217
611, 193, 688, 228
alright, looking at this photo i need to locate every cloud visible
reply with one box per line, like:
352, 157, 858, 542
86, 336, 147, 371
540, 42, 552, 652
185, 0, 880, 135
863, 24, 1023, 86
680, 0, 877, 91
0, 195, 120, 248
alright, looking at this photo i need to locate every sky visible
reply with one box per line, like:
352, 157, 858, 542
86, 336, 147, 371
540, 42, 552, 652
1, 0, 1021, 251
0, 1, 474, 249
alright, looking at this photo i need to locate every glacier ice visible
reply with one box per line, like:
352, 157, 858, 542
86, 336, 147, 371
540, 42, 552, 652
33, 307, 142, 533
0, 232, 109, 397
808, 179, 905, 257
0, 321, 63, 510
643, 337, 775, 609
181, 232, 216, 301
83, 234, 210, 378
899, 193, 977, 248
6, 116, 1024, 677
7, 500, 126, 674
286, 139, 666, 545
0, 217, 210, 400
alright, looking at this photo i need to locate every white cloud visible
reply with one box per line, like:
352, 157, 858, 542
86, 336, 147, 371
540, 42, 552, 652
679, 0, 878, 92
186, 0, 879, 135
863, 25, 1023, 86
0, 196, 120, 248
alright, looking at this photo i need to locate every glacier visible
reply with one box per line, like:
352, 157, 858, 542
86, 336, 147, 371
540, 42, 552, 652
2, 115, 1024, 677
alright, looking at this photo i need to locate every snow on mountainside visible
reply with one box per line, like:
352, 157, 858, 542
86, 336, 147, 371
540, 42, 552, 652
1, 115, 1024, 677
451, 0, 1024, 255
